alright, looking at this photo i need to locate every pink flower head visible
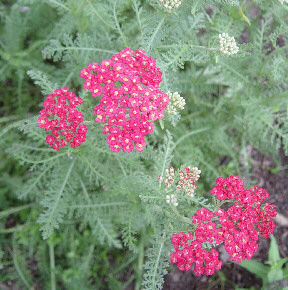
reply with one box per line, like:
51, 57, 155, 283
80, 48, 169, 153
38, 88, 87, 150
170, 175, 276, 276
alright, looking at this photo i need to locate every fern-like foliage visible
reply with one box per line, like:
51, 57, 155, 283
27, 70, 58, 95
142, 234, 169, 290
141, 12, 169, 54
42, 33, 117, 65
43, 0, 70, 14
2, 0, 288, 289
37, 159, 74, 239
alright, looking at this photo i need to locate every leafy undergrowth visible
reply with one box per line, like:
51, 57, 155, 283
1, 0, 288, 289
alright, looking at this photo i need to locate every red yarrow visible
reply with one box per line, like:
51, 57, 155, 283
170, 175, 276, 276
80, 48, 169, 153
38, 88, 87, 151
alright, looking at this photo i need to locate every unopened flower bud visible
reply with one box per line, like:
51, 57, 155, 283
166, 91, 186, 115
218, 33, 239, 55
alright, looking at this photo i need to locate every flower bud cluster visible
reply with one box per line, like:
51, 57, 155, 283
38, 88, 87, 151
279, 0, 288, 4
218, 33, 239, 55
161, 166, 175, 187
170, 176, 276, 276
80, 48, 169, 153
159, 0, 182, 11
165, 91, 185, 115
159, 166, 201, 197
166, 194, 178, 206
177, 166, 201, 196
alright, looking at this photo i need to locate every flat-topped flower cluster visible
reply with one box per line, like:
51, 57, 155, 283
38, 88, 87, 150
38, 49, 169, 152
159, 166, 201, 197
218, 33, 239, 55
165, 91, 185, 115
80, 48, 169, 153
159, 0, 182, 11
170, 175, 276, 276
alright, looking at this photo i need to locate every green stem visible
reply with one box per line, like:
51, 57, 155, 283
113, 0, 128, 47
0, 225, 26, 234
0, 115, 18, 123
81, 243, 95, 272
12, 237, 31, 288
17, 71, 23, 112
82, 120, 95, 125
46, 46, 118, 55
45, 160, 75, 233
216, 199, 233, 210
261, 92, 288, 105
112, 256, 136, 275
150, 233, 166, 289
258, 44, 288, 77
132, 0, 143, 37
239, 1, 251, 26
171, 127, 209, 153
156, 50, 169, 91
17, 152, 67, 165
67, 202, 128, 208
146, 15, 167, 53
62, 70, 74, 87
135, 236, 144, 290
160, 44, 218, 51
170, 205, 191, 224
13, 40, 48, 58
49, 243, 56, 290
16, 144, 55, 152
220, 61, 249, 83
49, 0, 70, 11
79, 177, 91, 201
212, 195, 217, 211
0, 117, 32, 139
117, 156, 127, 176
86, 0, 112, 28
0, 203, 35, 219
159, 134, 172, 188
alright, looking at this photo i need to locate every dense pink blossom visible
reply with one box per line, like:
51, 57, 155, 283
80, 48, 169, 153
170, 175, 276, 276
38, 88, 87, 151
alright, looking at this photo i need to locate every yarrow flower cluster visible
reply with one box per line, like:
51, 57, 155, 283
218, 33, 239, 55
38, 88, 87, 151
158, 166, 201, 197
165, 91, 185, 115
170, 175, 276, 276
80, 48, 169, 153
170, 232, 222, 275
177, 166, 201, 196
279, 0, 288, 4
159, 0, 182, 11
158, 166, 175, 187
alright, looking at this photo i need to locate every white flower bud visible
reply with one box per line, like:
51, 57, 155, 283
166, 91, 186, 115
171, 195, 178, 206
218, 33, 239, 55
159, 0, 182, 10
166, 194, 178, 206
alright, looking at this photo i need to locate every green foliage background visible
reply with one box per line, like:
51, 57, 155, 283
0, 0, 288, 289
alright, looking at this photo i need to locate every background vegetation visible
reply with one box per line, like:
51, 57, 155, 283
0, 0, 288, 289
